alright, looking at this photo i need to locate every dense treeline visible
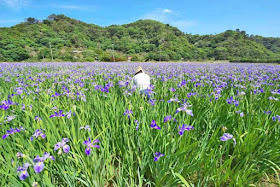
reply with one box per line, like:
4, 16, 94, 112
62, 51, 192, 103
0, 14, 279, 62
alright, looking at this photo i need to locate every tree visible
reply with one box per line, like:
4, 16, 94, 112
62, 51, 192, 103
25, 17, 39, 24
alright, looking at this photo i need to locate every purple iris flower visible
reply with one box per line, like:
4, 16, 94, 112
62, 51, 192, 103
50, 110, 65, 118
135, 120, 139, 130
16, 152, 25, 158
226, 97, 239, 106
54, 138, 70, 153
42, 152, 55, 161
101, 86, 109, 93
95, 85, 102, 90
35, 116, 41, 121
149, 99, 156, 106
169, 88, 176, 92
268, 96, 279, 101
178, 124, 194, 136
220, 133, 233, 141
15, 88, 24, 95
2, 127, 24, 139
226, 97, 234, 104
272, 115, 280, 121
30, 129, 46, 141
234, 100, 239, 107
123, 109, 133, 118
180, 80, 187, 87
0, 104, 9, 110
154, 152, 164, 162
17, 163, 30, 180
220, 133, 236, 144
150, 120, 161, 130
51, 92, 61, 97
176, 103, 193, 116
34, 161, 44, 173
79, 125, 91, 131
263, 111, 272, 114
167, 97, 179, 103
4, 115, 16, 122
83, 138, 100, 156
106, 82, 114, 87
33, 152, 54, 173
164, 115, 172, 123
0, 99, 16, 110
66, 110, 74, 119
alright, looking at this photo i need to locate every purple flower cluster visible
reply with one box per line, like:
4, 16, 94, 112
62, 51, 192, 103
33, 152, 55, 173
178, 125, 194, 136
163, 115, 172, 123
149, 99, 156, 106
0, 99, 17, 110
226, 97, 239, 107
268, 96, 279, 101
123, 109, 133, 118
167, 97, 179, 103
134, 120, 139, 130
2, 127, 25, 139
79, 125, 91, 131
263, 111, 272, 114
50, 110, 74, 118
35, 116, 42, 121
50, 110, 65, 118
169, 88, 176, 92
150, 120, 161, 130
176, 103, 193, 116
4, 115, 17, 122
272, 115, 280, 121
30, 129, 46, 141
51, 92, 61, 97
235, 111, 244, 117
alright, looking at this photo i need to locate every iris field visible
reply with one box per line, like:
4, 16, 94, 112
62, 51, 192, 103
0, 62, 280, 186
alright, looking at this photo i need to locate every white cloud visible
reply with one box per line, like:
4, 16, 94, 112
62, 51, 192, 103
1, 0, 29, 9
54, 5, 90, 10
162, 9, 172, 13
142, 8, 174, 22
141, 8, 196, 32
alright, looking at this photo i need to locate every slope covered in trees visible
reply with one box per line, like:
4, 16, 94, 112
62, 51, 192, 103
0, 14, 279, 62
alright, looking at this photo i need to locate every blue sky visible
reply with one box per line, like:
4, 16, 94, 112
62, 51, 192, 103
0, 0, 280, 37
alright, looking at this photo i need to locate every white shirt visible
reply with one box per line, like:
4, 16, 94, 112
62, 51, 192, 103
132, 73, 151, 91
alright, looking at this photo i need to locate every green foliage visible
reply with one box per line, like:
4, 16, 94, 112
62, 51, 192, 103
0, 63, 280, 186
0, 15, 279, 62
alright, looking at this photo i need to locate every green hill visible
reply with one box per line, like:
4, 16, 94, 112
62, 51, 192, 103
0, 14, 279, 62
186, 30, 280, 62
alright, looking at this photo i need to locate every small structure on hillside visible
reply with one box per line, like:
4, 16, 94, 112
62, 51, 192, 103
72, 50, 83, 53
127, 56, 133, 62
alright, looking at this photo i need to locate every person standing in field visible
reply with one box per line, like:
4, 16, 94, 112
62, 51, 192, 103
132, 66, 151, 97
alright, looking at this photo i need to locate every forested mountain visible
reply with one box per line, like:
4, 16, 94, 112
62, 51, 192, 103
0, 14, 279, 62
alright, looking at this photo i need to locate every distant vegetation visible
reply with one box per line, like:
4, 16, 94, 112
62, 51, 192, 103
0, 14, 280, 62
